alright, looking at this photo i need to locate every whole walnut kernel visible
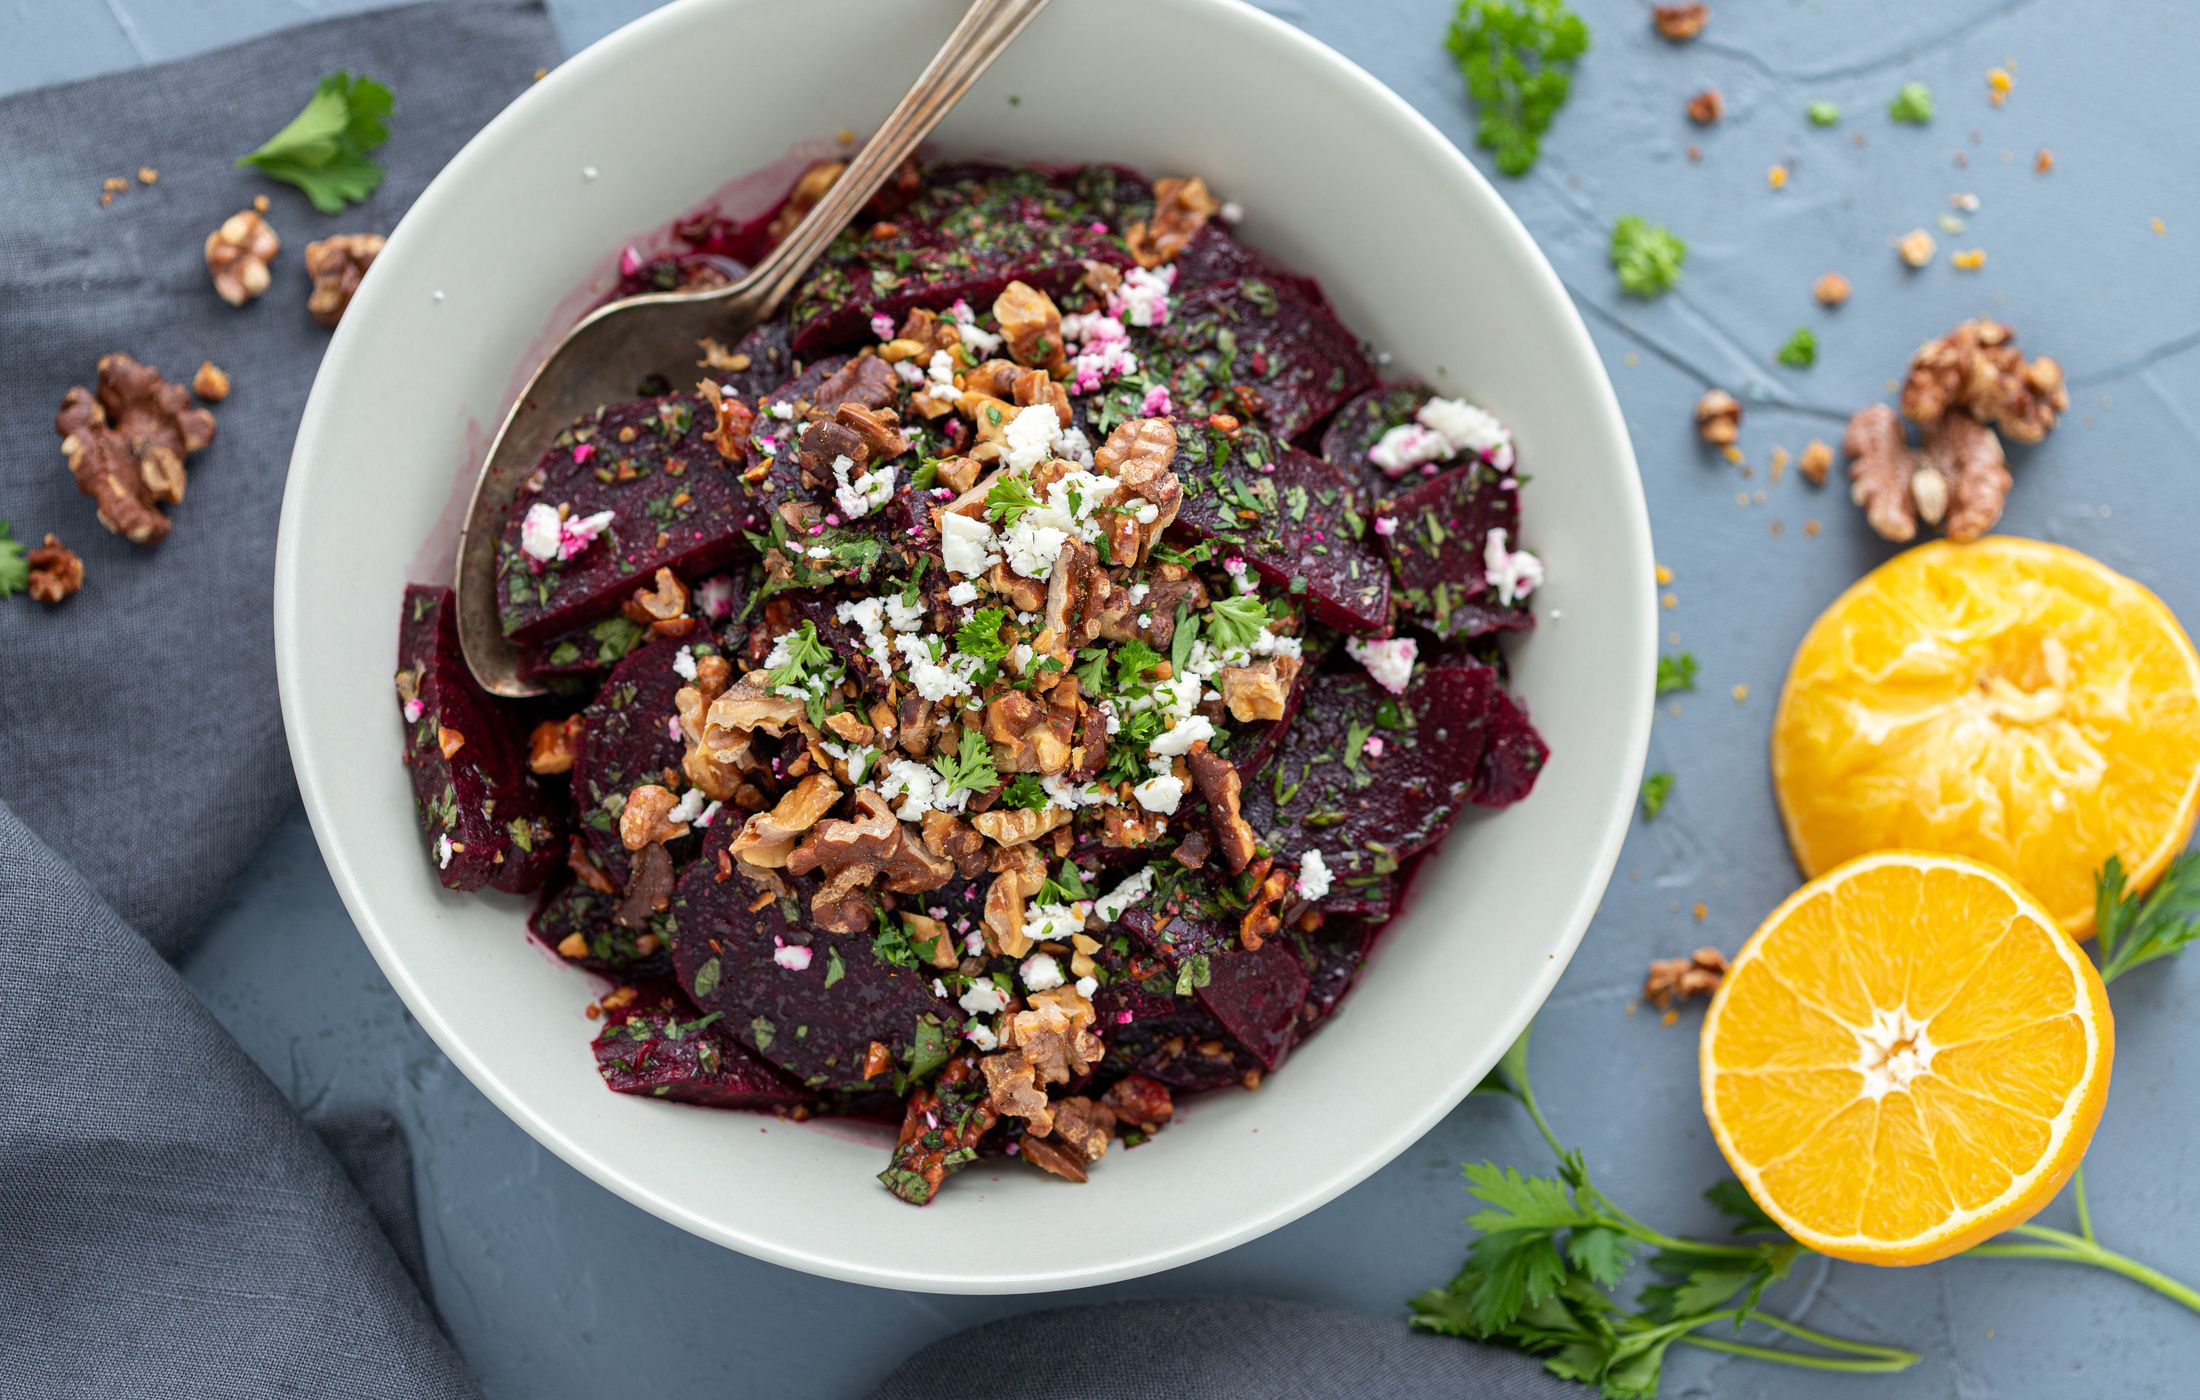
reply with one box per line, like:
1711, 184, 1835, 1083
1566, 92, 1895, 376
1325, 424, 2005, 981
1694, 388, 1742, 446
26, 534, 84, 604
1652, 3, 1709, 41
54, 354, 217, 546
304, 233, 385, 327
205, 210, 280, 306
992, 280, 1066, 371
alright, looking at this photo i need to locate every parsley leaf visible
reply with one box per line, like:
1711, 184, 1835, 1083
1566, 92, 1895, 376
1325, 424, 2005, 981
1654, 652, 1698, 696
930, 727, 999, 799
1638, 771, 1674, 819
1610, 215, 1687, 298
764, 621, 836, 694
1806, 100, 1842, 127
1443, 0, 1592, 177
235, 71, 393, 213
1208, 594, 1272, 653
2094, 851, 2200, 984
984, 474, 1042, 527
1774, 326, 1818, 368
954, 607, 1012, 662
0, 522, 28, 599
1113, 637, 1165, 692
998, 774, 1050, 810
1888, 81, 1934, 124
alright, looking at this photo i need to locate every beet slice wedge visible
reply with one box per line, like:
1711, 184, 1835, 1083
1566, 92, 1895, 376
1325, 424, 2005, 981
1193, 939, 1310, 1072
1473, 680, 1549, 808
1380, 462, 1533, 641
1291, 918, 1379, 1046
1241, 664, 1518, 896
1169, 418, 1391, 634
1102, 1000, 1259, 1092
1167, 222, 1326, 307
571, 631, 724, 888
395, 585, 563, 894
517, 613, 654, 682
667, 824, 957, 1092
495, 393, 767, 644
1320, 381, 1431, 499
786, 162, 1148, 354
528, 880, 676, 982
593, 990, 811, 1111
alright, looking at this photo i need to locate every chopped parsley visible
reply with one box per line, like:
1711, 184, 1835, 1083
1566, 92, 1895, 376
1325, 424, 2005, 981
984, 474, 1042, 527
930, 726, 999, 799
1655, 652, 1699, 696
1640, 771, 1674, 819
998, 773, 1051, 810
764, 621, 835, 693
1610, 215, 1687, 298
1207, 594, 1272, 652
0, 522, 27, 599
1774, 326, 1818, 368
1443, 0, 1592, 177
954, 606, 1012, 663
1888, 82, 1934, 124
235, 71, 393, 212
1806, 100, 1841, 127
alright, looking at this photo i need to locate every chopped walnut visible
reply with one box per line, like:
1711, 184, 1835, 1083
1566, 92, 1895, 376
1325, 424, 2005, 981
1652, 3, 1709, 40
1018, 1132, 1092, 1183
1813, 272, 1851, 307
1185, 744, 1255, 875
1047, 1097, 1117, 1170
1219, 656, 1295, 723
1896, 228, 1936, 269
980, 1048, 1055, 1136
697, 337, 751, 373
696, 380, 755, 464
1126, 176, 1221, 268
623, 566, 691, 631
789, 787, 953, 893
1798, 438, 1834, 485
192, 361, 231, 402
1694, 389, 1742, 446
921, 809, 987, 878
25, 534, 83, 604
527, 715, 582, 775
1687, 90, 1724, 125
992, 280, 1066, 371
834, 400, 909, 462
676, 655, 743, 798
303, 233, 384, 326
1238, 865, 1292, 951
205, 210, 280, 307
1922, 412, 2011, 542
619, 783, 689, 850
1843, 404, 1921, 543
55, 354, 217, 545
729, 771, 841, 869
810, 864, 879, 934
983, 843, 1050, 956
614, 841, 676, 929
706, 671, 801, 747
1093, 417, 1182, 564
1900, 318, 2067, 444
902, 912, 961, 969
973, 805, 1071, 847
1101, 1075, 1175, 1134
767, 160, 846, 243
1644, 947, 1728, 1010
811, 354, 898, 412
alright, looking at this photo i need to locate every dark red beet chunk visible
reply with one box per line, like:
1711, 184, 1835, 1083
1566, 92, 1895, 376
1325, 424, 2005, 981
1168, 418, 1390, 634
517, 613, 653, 682
395, 586, 563, 894
1473, 681, 1549, 807
1320, 382, 1430, 499
570, 631, 722, 887
1168, 223, 1326, 307
593, 991, 811, 1110
1194, 939, 1310, 1072
786, 163, 1149, 354
700, 320, 796, 402
667, 824, 955, 1092
529, 881, 675, 981
1101, 997, 1260, 1092
1090, 277, 1371, 441
1290, 919, 1378, 1045
1381, 462, 1533, 641
495, 393, 766, 644
1242, 665, 1524, 897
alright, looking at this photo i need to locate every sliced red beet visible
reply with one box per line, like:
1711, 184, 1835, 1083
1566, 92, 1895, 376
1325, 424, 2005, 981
1240, 665, 1514, 896
592, 990, 811, 1111
1195, 939, 1310, 1072
701, 319, 796, 402
786, 163, 1148, 354
495, 393, 767, 644
1168, 419, 1390, 634
571, 631, 723, 887
1291, 919, 1379, 1046
1101, 999, 1259, 1092
517, 613, 653, 682
395, 585, 563, 894
1168, 222, 1327, 308
528, 880, 675, 981
1473, 681, 1549, 808
1320, 381, 1431, 498
667, 824, 956, 1092
1380, 462, 1534, 641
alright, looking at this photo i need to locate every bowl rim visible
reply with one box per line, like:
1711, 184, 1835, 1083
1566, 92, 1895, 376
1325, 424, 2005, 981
275, 0, 1654, 1292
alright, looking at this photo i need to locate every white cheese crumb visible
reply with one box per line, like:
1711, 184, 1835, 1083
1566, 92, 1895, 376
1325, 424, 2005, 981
940, 512, 1002, 578
1149, 715, 1215, 758
830, 452, 895, 519
1295, 849, 1333, 901
1132, 771, 1186, 814
1346, 635, 1419, 695
671, 646, 698, 682
1092, 867, 1155, 924
1019, 951, 1067, 992
773, 943, 815, 971
1075, 975, 1099, 998
665, 788, 706, 825
959, 980, 1009, 1016
1483, 527, 1545, 606
947, 581, 980, 606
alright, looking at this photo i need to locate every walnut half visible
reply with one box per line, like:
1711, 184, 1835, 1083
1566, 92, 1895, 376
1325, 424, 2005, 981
206, 210, 280, 307
304, 233, 385, 326
55, 354, 217, 546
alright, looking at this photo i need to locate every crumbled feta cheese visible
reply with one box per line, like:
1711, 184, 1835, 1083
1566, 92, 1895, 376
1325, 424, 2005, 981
695, 574, 736, 619
1019, 951, 1067, 992
402, 698, 424, 724
1092, 867, 1154, 924
1055, 425, 1094, 467
696, 800, 724, 827
767, 399, 796, 421
869, 312, 897, 340
1483, 528, 1544, 606
1002, 518, 1071, 578
923, 350, 965, 405
959, 980, 1009, 1016
965, 1021, 1000, 1051
1367, 423, 1450, 477
946, 581, 980, 606
1219, 200, 1245, 224
957, 320, 1004, 357
1373, 514, 1398, 538
896, 633, 980, 704
1295, 849, 1333, 901
1149, 715, 1215, 758
671, 646, 698, 682
433, 833, 454, 869
835, 596, 897, 677
831, 452, 895, 519
773, 943, 815, 971
1417, 396, 1515, 470
1346, 636, 1419, 695
1113, 264, 1176, 328
880, 757, 953, 820
940, 511, 1002, 577
1075, 975, 1099, 999
883, 591, 925, 634
1001, 402, 1065, 473
665, 788, 707, 825
518, 503, 616, 562
1132, 771, 1186, 814
1020, 902, 1088, 949
891, 358, 925, 386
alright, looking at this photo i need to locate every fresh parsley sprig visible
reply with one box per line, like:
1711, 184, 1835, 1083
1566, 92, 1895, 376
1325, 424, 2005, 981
236, 71, 393, 213
0, 521, 29, 599
1611, 217, 1687, 299
930, 727, 998, 800
1654, 652, 1697, 697
984, 475, 1042, 528
1207, 594, 1271, 653
1443, 0, 1591, 177
2092, 851, 2200, 984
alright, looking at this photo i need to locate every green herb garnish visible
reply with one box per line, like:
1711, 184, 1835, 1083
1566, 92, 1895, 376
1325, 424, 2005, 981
998, 774, 1051, 811
1611, 216, 1687, 299
1774, 327, 1817, 368
235, 71, 393, 212
1888, 82, 1934, 124
0, 522, 28, 599
1443, 0, 1592, 177
1655, 652, 1698, 697
1806, 100, 1841, 127
954, 606, 1012, 663
2093, 851, 2200, 984
984, 474, 1042, 527
1639, 772, 1674, 820
1207, 594, 1272, 653
930, 727, 999, 799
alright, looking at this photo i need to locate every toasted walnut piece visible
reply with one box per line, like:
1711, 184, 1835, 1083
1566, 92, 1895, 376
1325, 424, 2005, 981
1006, 996, 1104, 1083
676, 656, 743, 799
980, 1048, 1054, 1135
1798, 438, 1834, 486
1239, 865, 1292, 951
1220, 657, 1295, 723
303, 233, 384, 326
1923, 412, 2011, 542
1694, 389, 1742, 446
620, 784, 689, 850
1102, 1075, 1176, 1134
25, 534, 83, 604
834, 400, 909, 461
824, 710, 876, 746
1080, 259, 1124, 297
1184, 744, 1256, 875
555, 932, 589, 959
1896, 228, 1936, 269
973, 805, 1072, 848
983, 843, 1049, 956
568, 836, 617, 895
992, 280, 1067, 371
1093, 417, 1181, 563
1018, 1132, 1090, 1183
1011, 366, 1073, 429
862, 1041, 893, 1081
1101, 806, 1163, 849
1644, 946, 1728, 1010
55, 354, 217, 546
933, 454, 982, 495
729, 771, 842, 869
811, 354, 898, 412
696, 379, 756, 465
811, 863, 880, 934
527, 715, 582, 775
1051, 1096, 1117, 1165
1901, 319, 2067, 444
1126, 176, 1221, 269
205, 210, 280, 306
707, 671, 802, 744
767, 160, 846, 243
1041, 539, 1106, 658
622, 568, 691, 631
1652, 3, 1709, 40
1844, 404, 1920, 543
921, 809, 987, 878
901, 913, 960, 970
1687, 90, 1724, 124
797, 417, 870, 491
192, 361, 231, 402
1813, 272, 1852, 307
614, 841, 676, 928
697, 337, 751, 372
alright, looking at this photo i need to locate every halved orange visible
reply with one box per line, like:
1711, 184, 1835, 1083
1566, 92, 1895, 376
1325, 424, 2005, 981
1773, 537, 2200, 935
1701, 851, 2112, 1265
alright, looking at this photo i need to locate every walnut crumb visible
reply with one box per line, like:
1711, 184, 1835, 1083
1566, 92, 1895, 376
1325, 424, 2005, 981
1694, 389, 1742, 445
1687, 90, 1724, 125
1644, 948, 1728, 1010
1813, 272, 1851, 307
1798, 438, 1833, 485
1652, 3, 1709, 41
205, 210, 280, 306
26, 534, 84, 604
1896, 228, 1937, 269
304, 233, 385, 326
192, 361, 231, 401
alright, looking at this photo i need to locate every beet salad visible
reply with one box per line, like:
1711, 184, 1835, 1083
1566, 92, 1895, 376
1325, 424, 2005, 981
394, 160, 1548, 1204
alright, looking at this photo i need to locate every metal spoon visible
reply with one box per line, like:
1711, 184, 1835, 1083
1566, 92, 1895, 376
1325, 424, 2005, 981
455, 0, 1052, 696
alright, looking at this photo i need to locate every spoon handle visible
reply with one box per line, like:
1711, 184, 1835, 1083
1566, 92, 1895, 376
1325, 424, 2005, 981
741, 0, 1053, 320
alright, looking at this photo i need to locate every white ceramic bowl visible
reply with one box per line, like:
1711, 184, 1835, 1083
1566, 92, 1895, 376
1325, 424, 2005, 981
276, 0, 1653, 1292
